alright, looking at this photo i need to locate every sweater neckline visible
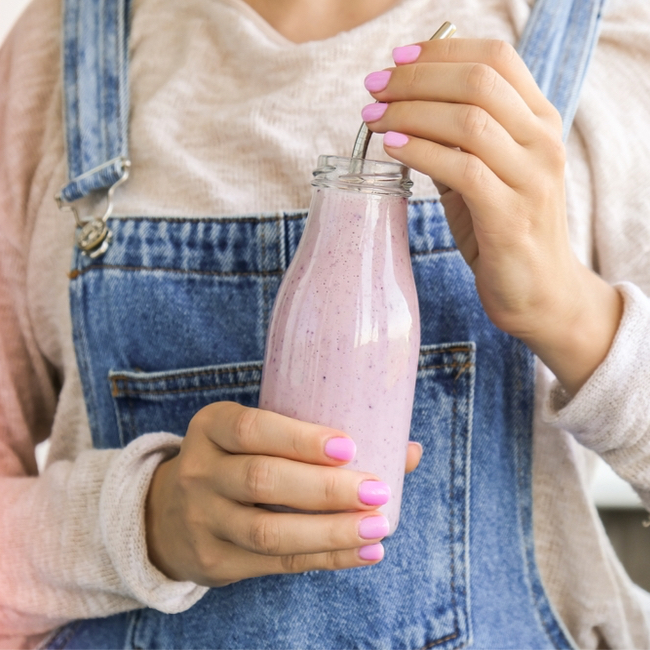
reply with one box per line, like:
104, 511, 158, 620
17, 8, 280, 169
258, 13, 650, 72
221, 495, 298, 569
214, 0, 425, 49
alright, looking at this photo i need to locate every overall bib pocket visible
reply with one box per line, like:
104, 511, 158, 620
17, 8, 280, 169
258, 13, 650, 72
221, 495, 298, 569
107, 343, 474, 650
109, 362, 263, 447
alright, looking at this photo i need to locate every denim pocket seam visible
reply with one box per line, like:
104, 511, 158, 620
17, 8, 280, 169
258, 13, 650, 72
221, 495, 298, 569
109, 363, 264, 390
421, 629, 465, 650
411, 247, 457, 257
419, 362, 474, 372
410, 341, 474, 650
113, 380, 261, 397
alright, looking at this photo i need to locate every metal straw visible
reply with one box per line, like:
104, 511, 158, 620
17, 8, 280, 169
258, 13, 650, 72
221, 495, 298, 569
350, 21, 457, 160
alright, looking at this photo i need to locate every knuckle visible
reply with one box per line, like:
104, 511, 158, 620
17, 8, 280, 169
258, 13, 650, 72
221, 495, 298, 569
545, 132, 566, 167
466, 63, 499, 100
547, 107, 565, 139
321, 470, 339, 504
248, 514, 282, 555
402, 62, 424, 92
460, 104, 490, 139
175, 451, 202, 493
280, 553, 307, 574
234, 406, 261, 451
326, 551, 349, 571
193, 538, 220, 578
421, 142, 442, 170
243, 456, 276, 502
187, 405, 211, 437
317, 550, 349, 572
530, 121, 565, 169
486, 39, 517, 67
461, 154, 484, 187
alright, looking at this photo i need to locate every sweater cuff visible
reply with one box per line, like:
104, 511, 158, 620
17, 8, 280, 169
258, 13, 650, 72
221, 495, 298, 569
543, 282, 650, 507
99, 433, 209, 613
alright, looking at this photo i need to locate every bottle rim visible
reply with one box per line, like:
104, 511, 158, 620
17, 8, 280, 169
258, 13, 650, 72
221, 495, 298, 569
312, 155, 413, 197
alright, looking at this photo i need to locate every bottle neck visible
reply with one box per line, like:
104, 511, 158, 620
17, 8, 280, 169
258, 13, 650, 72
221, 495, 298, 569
311, 155, 412, 198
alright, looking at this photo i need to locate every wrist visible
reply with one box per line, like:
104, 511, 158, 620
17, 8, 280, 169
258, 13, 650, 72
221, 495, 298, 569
520, 264, 623, 396
145, 455, 185, 581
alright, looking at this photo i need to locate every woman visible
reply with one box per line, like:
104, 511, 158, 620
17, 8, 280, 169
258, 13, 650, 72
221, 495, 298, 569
1, 0, 649, 647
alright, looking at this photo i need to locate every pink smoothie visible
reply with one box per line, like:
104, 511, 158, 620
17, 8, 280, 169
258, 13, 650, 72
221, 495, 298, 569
259, 187, 420, 532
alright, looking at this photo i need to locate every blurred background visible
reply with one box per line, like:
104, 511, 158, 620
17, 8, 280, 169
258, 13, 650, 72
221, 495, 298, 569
1, 0, 648, 592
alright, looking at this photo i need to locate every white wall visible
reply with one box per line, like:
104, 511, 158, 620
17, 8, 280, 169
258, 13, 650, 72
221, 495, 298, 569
1, 0, 32, 46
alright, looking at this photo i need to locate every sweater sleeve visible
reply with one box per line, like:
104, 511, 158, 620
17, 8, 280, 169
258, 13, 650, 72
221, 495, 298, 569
0, 1, 207, 643
544, 283, 650, 510
0, 434, 208, 639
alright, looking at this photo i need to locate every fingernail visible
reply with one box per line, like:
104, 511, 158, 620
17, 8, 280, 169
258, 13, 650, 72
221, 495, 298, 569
359, 515, 390, 540
358, 480, 391, 506
364, 70, 391, 92
359, 543, 385, 561
324, 437, 356, 462
409, 441, 423, 453
384, 131, 409, 148
392, 44, 422, 64
361, 102, 388, 123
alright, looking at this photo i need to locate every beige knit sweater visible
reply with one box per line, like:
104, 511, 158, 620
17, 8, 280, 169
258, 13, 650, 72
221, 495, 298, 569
1, 0, 650, 647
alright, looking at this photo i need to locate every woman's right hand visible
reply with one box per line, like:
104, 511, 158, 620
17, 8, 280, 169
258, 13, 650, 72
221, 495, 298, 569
145, 401, 402, 586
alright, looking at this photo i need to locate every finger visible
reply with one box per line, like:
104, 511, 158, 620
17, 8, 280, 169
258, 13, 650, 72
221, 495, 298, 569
214, 503, 390, 557
193, 402, 356, 466
365, 100, 523, 186
202, 541, 385, 587
405, 441, 423, 474
382, 131, 513, 236
213, 454, 387, 511
393, 38, 559, 123
368, 61, 543, 146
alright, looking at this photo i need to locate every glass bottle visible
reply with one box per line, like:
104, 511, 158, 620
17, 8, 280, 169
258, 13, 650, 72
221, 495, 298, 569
259, 155, 420, 533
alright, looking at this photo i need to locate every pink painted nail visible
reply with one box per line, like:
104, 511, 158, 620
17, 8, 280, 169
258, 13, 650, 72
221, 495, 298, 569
359, 515, 390, 540
393, 44, 422, 64
384, 131, 409, 148
361, 103, 388, 123
359, 543, 385, 561
324, 437, 356, 462
358, 480, 391, 506
364, 70, 392, 92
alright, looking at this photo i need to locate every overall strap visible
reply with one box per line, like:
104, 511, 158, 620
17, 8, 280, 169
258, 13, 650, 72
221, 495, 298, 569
517, 0, 607, 141
59, 0, 131, 203
56, 0, 132, 256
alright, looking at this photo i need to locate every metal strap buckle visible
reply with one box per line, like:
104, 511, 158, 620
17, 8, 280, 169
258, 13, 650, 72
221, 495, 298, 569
55, 158, 131, 259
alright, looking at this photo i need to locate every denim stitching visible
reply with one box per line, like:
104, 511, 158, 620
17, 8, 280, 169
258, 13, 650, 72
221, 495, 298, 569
411, 248, 457, 256
113, 380, 261, 397
125, 392, 138, 447
420, 346, 471, 356
110, 215, 289, 225
419, 360, 467, 650
449, 365, 461, 643
422, 630, 459, 649
419, 362, 474, 372
110, 364, 263, 385
260, 219, 269, 335
110, 362, 468, 393
70, 265, 284, 278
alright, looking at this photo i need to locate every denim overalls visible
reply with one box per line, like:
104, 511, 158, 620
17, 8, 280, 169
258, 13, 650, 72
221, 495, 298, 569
49, 0, 605, 648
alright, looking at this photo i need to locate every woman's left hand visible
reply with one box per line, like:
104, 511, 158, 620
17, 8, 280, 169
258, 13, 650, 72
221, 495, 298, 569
362, 38, 622, 395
